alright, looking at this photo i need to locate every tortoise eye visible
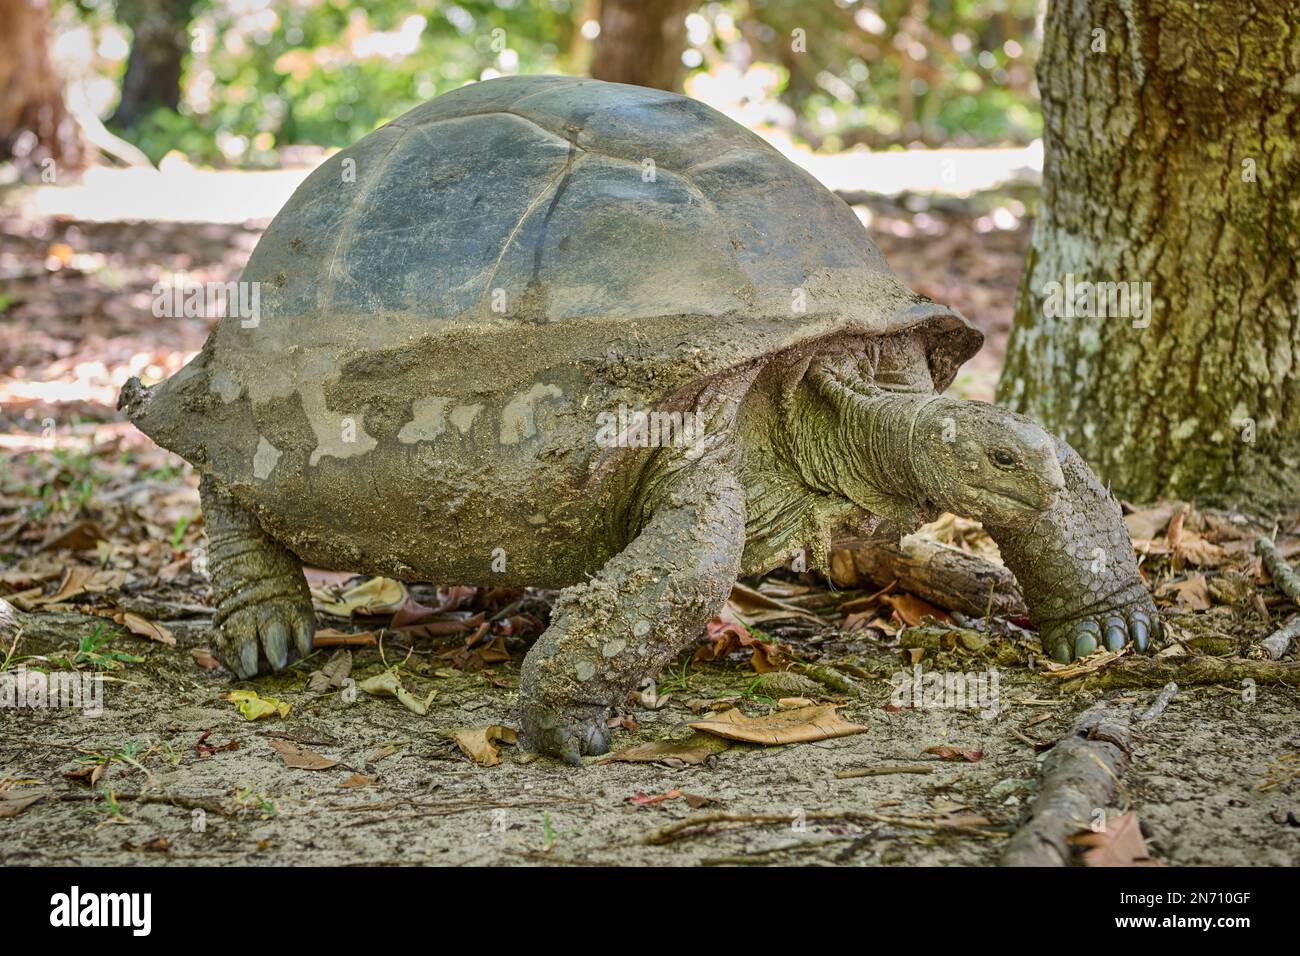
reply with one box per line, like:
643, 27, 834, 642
992, 449, 1016, 468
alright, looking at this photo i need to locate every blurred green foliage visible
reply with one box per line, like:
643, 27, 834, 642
65, 0, 1041, 166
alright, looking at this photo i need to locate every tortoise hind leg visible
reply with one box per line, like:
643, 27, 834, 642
519, 454, 745, 765
200, 475, 315, 678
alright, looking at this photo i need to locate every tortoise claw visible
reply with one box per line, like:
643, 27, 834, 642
237, 640, 259, 679
263, 620, 289, 671
1042, 601, 1160, 663
1104, 615, 1129, 653
216, 598, 316, 678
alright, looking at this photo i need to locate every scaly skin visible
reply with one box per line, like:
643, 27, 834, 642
200, 475, 315, 678
985, 438, 1159, 662
793, 365, 1159, 664
518, 388, 748, 764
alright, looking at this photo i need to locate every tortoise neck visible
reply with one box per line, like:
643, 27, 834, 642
795, 367, 939, 509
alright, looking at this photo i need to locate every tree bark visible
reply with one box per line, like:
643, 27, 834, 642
0, 0, 85, 171
998, 0, 1300, 508
110, 0, 198, 128
590, 0, 692, 92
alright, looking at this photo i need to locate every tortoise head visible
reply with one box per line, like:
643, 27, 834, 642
910, 398, 1066, 526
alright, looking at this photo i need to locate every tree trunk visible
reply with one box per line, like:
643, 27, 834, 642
997, 0, 1300, 508
0, 0, 85, 172
590, 0, 692, 92
110, 0, 198, 128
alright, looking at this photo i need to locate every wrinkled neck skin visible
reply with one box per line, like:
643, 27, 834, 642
785, 366, 941, 530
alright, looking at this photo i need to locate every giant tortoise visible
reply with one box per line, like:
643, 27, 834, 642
121, 76, 1158, 763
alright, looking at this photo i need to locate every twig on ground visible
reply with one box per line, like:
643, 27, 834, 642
1256, 536, 1300, 602
642, 809, 1004, 846
1259, 616, 1300, 661
1000, 700, 1130, 866
835, 764, 934, 779
1138, 682, 1179, 724
57, 790, 235, 816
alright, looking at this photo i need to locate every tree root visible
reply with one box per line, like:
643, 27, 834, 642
1000, 701, 1130, 866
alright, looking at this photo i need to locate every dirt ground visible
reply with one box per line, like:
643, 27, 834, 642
3, 194, 1299, 867
3, 600, 1299, 866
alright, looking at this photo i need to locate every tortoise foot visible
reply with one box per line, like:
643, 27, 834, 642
1041, 597, 1161, 663
519, 699, 611, 766
217, 597, 315, 678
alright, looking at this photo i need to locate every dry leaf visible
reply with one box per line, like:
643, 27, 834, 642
451, 725, 518, 767
191, 648, 222, 670
307, 650, 352, 693
1124, 503, 1175, 542
726, 581, 823, 625
1072, 811, 1162, 866
596, 733, 730, 767
689, 704, 867, 746
1174, 536, 1228, 568
303, 568, 360, 589
30, 566, 126, 605
339, 774, 378, 789
925, 745, 984, 762
40, 519, 108, 552
694, 617, 788, 673
885, 592, 950, 627
359, 671, 434, 715
1162, 574, 1211, 611
0, 788, 51, 817
314, 576, 407, 617
117, 612, 176, 646
226, 689, 291, 721
268, 738, 338, 770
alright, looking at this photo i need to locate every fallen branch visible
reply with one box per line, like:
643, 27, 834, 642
642, 809, 1003, 846
1051, 654, 1300, 689
1001, 701, 1131, 866
795, 663, 868, 698
835, 534, 1028, 618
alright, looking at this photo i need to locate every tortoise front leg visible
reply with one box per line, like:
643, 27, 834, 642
985, 439, 1159, 663
519, 459, 745, 765
200, 475, 316, 678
